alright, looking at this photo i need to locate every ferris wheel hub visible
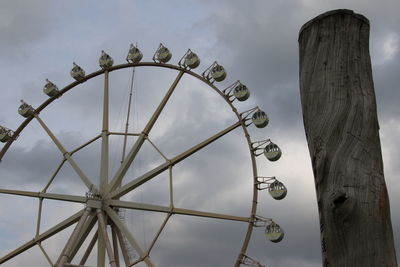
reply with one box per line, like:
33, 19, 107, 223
86, 198, 103, 209
85, 190, 104, 209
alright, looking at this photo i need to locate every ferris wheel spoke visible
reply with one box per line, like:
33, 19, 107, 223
0, 209, 85, 264
111, 226, 121, 267
172, 207, 250, 222
109, 71, 184, 192
105, 207, 156, 267
109, 200, 250, 222
110, 161, 170, 199
79, 231, 98, 265
109, 199, 170, 213
99, 71, 110, 195
55, 208, 92, 267
96, 209, 118, 267
110, 121, 242, 199
69, 214, 98, 262
142, 70, 185, 135
168, 120, 242, 164
112, 223, 133, 266
0, 188, 86, 203
34, 114, 97, 191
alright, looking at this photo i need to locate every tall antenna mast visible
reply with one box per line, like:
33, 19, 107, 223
121, 66, 136, 164
118, 49, 139, 262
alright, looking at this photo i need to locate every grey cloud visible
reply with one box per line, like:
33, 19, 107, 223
0, 0, 55, 58
1, 1, 400, 266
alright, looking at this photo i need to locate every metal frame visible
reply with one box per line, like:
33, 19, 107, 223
0, 59, 272, 266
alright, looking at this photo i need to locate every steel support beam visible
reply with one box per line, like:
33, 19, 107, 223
109, 71, 184, 191
34, 114, 96, 191
110, 200, 250, 222
100, 70, 110, 195
113, 223, 131, 266
111, 225, 121, 267
69, 215, 97, 261
79, 231, 98, 265
105, 207, 155, 267
0, 209, 84, 264
96, 209, 117, 267
97, 228, 106, 267
0, 188, 86, 203
56, 208, 92, 267
110, 121, 241, 199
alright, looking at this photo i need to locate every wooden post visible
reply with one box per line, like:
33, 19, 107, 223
299, 9, 398, 267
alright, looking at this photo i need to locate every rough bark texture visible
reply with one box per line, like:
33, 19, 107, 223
299, 9, 398, 267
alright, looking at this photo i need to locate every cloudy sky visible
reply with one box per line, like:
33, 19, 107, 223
0, 0, 399, 266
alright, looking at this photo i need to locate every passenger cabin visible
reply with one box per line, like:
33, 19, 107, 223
126, 44, 143, 63
233, 83, 250, 101
252, 110, 269, 128
265, 222, 284, 243
184, 51, 200, 69
43, 79, 59, 97
211, 64, 226, 82
18, 101, 35, 118
70, 62, 85, 81
99, 50, 114, 69
155, 44, 172, 63
264, 142, 281, 161
268, 180, 287, 200
0, 126, 13, 143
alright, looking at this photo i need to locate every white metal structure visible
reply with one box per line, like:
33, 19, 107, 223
0, 45, 286, 267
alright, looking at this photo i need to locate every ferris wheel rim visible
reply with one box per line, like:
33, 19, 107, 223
0, 60, 261, 266
1, 62, 244, 160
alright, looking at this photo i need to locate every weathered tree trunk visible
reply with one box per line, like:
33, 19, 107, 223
299, 9, 398, 267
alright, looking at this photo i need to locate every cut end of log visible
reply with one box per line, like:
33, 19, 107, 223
299, 9, 370, 40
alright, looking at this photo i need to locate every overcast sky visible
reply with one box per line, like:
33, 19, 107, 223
0, 1, 399, 267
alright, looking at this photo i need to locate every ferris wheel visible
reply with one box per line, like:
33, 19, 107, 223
0, 43, 287, 267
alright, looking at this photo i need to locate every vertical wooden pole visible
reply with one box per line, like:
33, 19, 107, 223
299, 9, 398, 266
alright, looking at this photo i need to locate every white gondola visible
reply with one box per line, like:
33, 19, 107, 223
43, 79, 59, 97
233, 83, 250, 101
154, 44, 172, 63
184, 51, 200, 69
211, 63, 227, 82
252, 110, 269, 128
126, 44, 143, 63
265, 222, 284, 243
99, 50, 114, 69
18, 101, 34, 118
268, 180, 287, 200
70, 62, 85, 81
264, 142, 281, 161
0, 126, 13, 143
